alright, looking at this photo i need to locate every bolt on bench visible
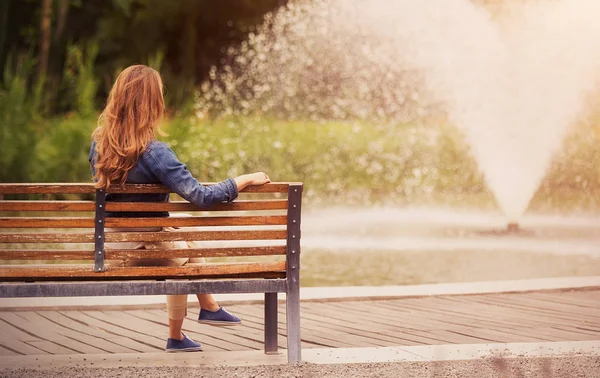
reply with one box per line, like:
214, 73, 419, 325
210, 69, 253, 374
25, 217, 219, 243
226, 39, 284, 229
0, 182, 302, 362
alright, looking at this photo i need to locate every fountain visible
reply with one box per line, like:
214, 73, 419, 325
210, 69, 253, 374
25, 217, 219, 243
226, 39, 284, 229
197, 0, 600, 228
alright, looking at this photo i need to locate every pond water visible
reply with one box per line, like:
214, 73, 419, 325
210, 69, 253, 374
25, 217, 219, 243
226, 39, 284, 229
299, 207, 600, 286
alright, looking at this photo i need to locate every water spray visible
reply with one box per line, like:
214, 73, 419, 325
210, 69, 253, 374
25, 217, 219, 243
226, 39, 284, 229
199, 0, 600, 219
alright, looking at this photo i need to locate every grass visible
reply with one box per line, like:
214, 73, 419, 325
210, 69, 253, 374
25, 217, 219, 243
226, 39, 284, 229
1, 111, 600, 213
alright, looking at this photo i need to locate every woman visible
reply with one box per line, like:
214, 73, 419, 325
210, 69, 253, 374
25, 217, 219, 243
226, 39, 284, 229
89, 64, 270, 352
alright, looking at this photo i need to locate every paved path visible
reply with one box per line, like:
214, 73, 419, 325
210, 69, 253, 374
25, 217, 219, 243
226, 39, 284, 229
0, 288, 599, 356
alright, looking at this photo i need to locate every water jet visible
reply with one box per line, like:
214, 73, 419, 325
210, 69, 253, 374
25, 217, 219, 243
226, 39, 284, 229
198, 0, 600, 220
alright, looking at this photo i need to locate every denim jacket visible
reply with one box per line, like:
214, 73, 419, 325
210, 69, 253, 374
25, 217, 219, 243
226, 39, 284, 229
89, 139, 238, 217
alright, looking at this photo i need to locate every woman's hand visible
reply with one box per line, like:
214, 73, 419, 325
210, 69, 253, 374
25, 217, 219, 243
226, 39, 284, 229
234, 172, 271, 191
248, 172, 271, 185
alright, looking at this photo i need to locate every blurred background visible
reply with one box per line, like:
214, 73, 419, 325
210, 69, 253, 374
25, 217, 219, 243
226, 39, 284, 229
1, 0, 600, 286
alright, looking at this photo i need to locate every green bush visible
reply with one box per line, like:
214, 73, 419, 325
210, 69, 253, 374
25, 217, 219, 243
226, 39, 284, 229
31, 115, 96, 183
0, 53, 43, 182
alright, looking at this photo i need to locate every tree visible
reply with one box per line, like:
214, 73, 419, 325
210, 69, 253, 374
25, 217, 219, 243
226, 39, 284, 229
38, 0, 53, 81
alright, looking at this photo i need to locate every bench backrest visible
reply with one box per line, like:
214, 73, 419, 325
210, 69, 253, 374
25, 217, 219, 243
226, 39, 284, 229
0, 183, 302, 282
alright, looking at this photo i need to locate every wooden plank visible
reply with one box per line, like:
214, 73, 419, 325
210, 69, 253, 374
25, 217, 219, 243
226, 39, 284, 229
0, 229, 288, 243
59, 310, 164, 352
440, 296, 600, 339
0, 250, 95, 261
439, 296, 577, 328
492, 294, 600, 320
291, 312, 388, 347
0, 343, 19, 356
446, 327, 543, 343
0, 261, 286, 280
36, 311, 147, 353
106, 246, 286, 259
241, 183, 292, 193
286, 309, 397, 347
509, 326, 600, 341
0, 315, 45, 343
0, 201, 95, 212
227, 305, 358, 348
433, 297, 574, 330
335, 299, 549, 345
218, 304, 353, 348
104, 183, 290, 194
0, 312, 83, 354
333, 301, 455, 330
528, 292, 600, 310
312, 303, 435, 345
26, 340, 76, 355
465, 295, 599, 324
322, 301, 485, 345
0, 328, 48, 355
16, 312, 114, 354
0, 246, 285, 261
367, 300, 522, 342
296, 302, 429, 346
0, 215, 287, 228
383, 297, 540, 329
0, 182, 294, 194
0, 184, 96, 195
0, 199, 288, 212
425, 329, 500, 344
236, 302, 421, 348
553, 324, 600, 337
106, 200, 288, 212
0, 217, 93, 228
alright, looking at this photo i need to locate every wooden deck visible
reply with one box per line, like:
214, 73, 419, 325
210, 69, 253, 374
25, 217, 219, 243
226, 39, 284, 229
0, 289, 599, 356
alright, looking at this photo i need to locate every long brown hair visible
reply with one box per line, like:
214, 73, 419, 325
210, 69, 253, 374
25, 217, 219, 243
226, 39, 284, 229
92, 65, 165, 189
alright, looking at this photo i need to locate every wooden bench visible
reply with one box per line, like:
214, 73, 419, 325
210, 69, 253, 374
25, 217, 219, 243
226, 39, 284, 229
0, 182, 303, 362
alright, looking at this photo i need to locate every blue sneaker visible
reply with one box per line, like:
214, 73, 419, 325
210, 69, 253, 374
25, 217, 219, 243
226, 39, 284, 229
165, 333, 203, 353
198, 306, 242, 326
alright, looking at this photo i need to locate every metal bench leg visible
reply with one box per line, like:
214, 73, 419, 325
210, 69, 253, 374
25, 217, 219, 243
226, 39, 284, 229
286, 283, 301, 362
285, 184, 302, 363
264, 292, 278, 354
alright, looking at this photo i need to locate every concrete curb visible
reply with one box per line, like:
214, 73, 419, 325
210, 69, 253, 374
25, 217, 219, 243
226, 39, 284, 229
1, 276, 599, 311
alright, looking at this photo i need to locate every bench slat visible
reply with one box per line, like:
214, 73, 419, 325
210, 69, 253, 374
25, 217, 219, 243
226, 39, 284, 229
0, 230, 288, 243
0, 200, 289, 212
104, 200, 288, 212
0, 215, 288, 228
0, 201, 95, 212
0, 183, 292, 194
0, 184, 96, 194
104, 183, 291, 194
0, 261, 286, 280
0, 246, 286, 260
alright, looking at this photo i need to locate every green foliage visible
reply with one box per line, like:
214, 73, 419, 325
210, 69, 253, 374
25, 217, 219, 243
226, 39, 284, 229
0, 43, 100, 183
62, 40, 100, 117
3, 0, 283, 113
30, 115, 96, 183
0, 53, 42, 182
165, 117, 486, 206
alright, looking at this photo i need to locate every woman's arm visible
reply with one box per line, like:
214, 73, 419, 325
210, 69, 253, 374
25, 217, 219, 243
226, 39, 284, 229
147, 142, 269, 207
